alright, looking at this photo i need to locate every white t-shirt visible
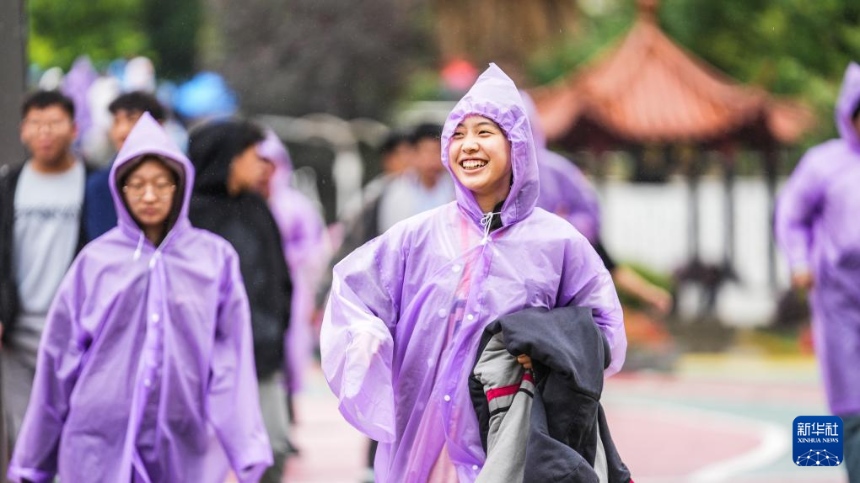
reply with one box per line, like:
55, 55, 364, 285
12, 160, 85, 351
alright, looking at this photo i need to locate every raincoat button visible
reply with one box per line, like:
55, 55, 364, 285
443, 395, 451, 402
438, 309, 447, 318
452, 265, 461, 273
466, 314, 474, 321
472, 465, 479, 471
151, 313, 160, 323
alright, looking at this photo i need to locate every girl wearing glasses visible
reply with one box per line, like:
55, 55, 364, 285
8, 113, 272, 483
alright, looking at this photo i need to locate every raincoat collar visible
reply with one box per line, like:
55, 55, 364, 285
836, 62, 860, 151
109, 112, 194, 245
441, 63, 539, 229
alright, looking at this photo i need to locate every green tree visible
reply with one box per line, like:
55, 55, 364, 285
28, 0, 201, 80
143, 0, 202, 79
28, 0, 150, 71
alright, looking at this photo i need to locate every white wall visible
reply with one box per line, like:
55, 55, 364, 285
599, 177, 791, 327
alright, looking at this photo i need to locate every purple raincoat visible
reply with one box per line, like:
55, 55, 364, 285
8, 113, 272, 482
775, 62, 860, 417
321, 64, 625, 482
61, 56, 98, 140
521, 91, 601, 243
258, 131, 330, 393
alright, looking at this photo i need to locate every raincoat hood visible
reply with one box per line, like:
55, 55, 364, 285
109, 112, 194, 242
188, 120, 263, 196
258, 129, 293, 176
521, 91, 602, 243
519, 90, 547, 150
836, 62, 860, 150
258, 129, 295, 206
441, 63, 539, 227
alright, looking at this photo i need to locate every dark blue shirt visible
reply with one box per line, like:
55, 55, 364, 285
84, 165, 117, 242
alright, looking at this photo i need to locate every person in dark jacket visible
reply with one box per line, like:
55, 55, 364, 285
0, 90, 94, 451
83, 91, 167, 241
187, 119, 293, 483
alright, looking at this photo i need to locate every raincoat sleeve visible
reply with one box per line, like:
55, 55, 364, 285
320, 234, 401, 443
207, 250, 273, 483
774, 150, 824, 274
7, 265, 88, 483
559, 235, 626, 376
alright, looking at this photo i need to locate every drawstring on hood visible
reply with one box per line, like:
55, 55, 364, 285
441, 63, 539, 232
133, 233, 145, 261
479, 211, 501, 244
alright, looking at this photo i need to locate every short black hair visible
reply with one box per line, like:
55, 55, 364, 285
109, 91, 167, 122
411, 123, 443, 143
21, 90, 75, 120
379, 130, 411, 156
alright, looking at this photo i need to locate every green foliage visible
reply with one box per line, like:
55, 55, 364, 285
28, 0, 151, 71
529, 2, 636, 86
28, 0, 200, 80
143, 0, 202, 79
661, 0, 860, 140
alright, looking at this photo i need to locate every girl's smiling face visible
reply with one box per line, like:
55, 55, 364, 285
448, 115, 512, 213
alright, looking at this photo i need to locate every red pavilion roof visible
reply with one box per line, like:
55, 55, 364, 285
531, 0, 812, 146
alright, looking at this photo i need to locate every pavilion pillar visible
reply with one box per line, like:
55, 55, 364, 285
764, 147, 779, 290
720, 142, 737, 274
684, 147, 701, 263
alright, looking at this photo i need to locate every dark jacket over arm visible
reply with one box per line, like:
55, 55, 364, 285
470, 306, 632, 483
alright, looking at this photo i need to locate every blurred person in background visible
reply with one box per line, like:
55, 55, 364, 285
84, 91, 167, 241
0, 90, 93, 453
188, 119, 293, 483
376, 123, 454, 233
257, 129, 331, 456
521, 91, 673, 317
321, 64, 626, 482
334, 129, 415, 261
7, 113, 271, 483
323, 129, 418, 482
775, 61, 860, 483
323, 125, 456, 481
333, 123, 455, 264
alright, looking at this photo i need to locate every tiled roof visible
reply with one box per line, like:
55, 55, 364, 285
531, 1, 812, 146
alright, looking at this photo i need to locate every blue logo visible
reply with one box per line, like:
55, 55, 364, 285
793, 416, 843, 467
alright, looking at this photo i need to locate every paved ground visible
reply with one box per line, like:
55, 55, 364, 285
280, 351, 847, 483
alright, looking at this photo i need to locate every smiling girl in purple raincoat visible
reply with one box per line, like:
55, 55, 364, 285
8, 113, 272, 483
321, 64, 626, 482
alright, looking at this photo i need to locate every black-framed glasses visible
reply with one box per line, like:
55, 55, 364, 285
122, 182, 176, 201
